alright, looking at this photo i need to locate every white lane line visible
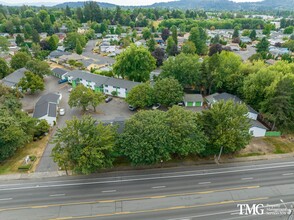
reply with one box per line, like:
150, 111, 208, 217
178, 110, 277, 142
167, 210, 237, 219
198, 182, 211, 185
0, 198, 13, 201
241, 177, 253, 180
283, 173, 293, 176
49, 194, 65, 197
152, 186, 166, 189
101, 190, 116, 193
2, 162, 294, 191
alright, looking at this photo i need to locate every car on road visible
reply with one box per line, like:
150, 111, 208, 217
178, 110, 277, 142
105, 96, 113, 103
152, 103, 161, 110
128, 105, 137, 111
58, 79, 68, 84
59, 108, 65, 116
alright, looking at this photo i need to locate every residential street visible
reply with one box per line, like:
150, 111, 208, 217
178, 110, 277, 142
1, 159, 294, 219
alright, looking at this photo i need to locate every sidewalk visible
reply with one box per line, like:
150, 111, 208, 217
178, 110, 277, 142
1, 152, 294, 181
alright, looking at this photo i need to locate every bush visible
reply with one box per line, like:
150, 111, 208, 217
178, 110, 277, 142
29, 155, 36, 161
18, 164, 31, 170
111, 91, 118, 96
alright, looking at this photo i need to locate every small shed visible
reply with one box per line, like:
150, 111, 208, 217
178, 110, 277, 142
249, 119, 268, 137
51, 68, 68, 79
184, 94, 203, 107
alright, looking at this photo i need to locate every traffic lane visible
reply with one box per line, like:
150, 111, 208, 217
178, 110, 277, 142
1, 164, 294, 208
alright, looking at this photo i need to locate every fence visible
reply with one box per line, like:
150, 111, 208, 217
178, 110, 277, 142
265, 131, 281, 137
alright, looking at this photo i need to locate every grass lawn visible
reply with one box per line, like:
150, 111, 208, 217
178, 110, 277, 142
264, 136, 294, 154
0, 135, 50, 175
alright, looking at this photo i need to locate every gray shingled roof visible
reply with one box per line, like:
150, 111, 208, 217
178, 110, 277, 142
184, 94, 203, 102
33, 93, 61, 118
52, 68, 68, 76
212, 92, 258, 114
49, 50, 71, 58
250, 119, 268, 130
67, 70, 140, 91
1, 68, 27, 87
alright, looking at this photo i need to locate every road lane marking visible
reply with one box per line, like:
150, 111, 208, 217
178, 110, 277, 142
0, 185, 259, 212
0, 198, 12, 201
198, 182, 211, 185
167, 210, 237, 220
1, 162, 294, 191
31, 205, 49, 208
101, 190, 116, 193
241, 177, 253, 180
283, 173, 293, 176
152, 186, 166, 189
50, 194, 65, 197
149, 196, 166, 199
48, 197, 269, 220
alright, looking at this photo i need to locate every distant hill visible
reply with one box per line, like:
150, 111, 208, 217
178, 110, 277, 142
53, 1, 117, 8
149, 0, 294, 10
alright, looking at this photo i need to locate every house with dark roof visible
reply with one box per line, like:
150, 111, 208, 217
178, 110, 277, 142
184, 94, 203, 107
51, 68, 68, 79
1, 67, 27, 88
66, 70, 140, 98
205, 92, 267, 137
33, 93, 62, 126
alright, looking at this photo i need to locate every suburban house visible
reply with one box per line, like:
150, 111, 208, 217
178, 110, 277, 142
51, 68, 68, 79
33, 93, 62, 126
66, 70, 140, 98
184, 94, 204, 107
1, 67, 26, 89
205, 92, 267, 137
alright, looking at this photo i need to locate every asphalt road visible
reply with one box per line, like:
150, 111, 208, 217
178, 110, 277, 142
1, 159, 294, 220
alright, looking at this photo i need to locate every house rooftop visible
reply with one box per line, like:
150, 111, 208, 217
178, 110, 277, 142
33, 93, 61, 119
51, 68, 68, 76
184, 94, 203, 102
250, 119, 268, 130
1, 67, 27, 87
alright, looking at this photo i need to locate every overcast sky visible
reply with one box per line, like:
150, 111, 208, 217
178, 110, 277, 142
7, 0, 263, 6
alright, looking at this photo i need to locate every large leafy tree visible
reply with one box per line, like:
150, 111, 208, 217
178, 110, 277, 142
142, 27, 151, 40
126, 83, 154, 108
256, 37, 269, 53
182, 41, 196, 54
26, 60, 51, 78
0, 36, 9, 52
199, 100, 251, 156
189, 27, 207, 55
161, 28, 170, 42
52, 116, 116, 174
160, 53, 201, 88
113, 44, 156, 82
154, 77, 184, 106
18, 71, 45, 94
64, 32, 86, 50
171, 25, 178, 46
69, 84, 104, 112
10, 52, 31, 70
118, 110, 171, 165
152, 47, 165, 67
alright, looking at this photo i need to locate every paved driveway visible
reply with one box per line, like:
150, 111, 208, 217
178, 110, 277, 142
234, 45, 256, 61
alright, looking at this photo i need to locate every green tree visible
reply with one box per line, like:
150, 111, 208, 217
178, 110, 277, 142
10, 52, 31, 70
18, 71, 45, 94
26, 60, 51, 78
284, 26, 294, 35
64, 32, 86, 50
113, 44, 156, 82
0, 58, 10, 79
75, 39, 83, 55
31, 29, 40, 43
182, 41, 196, 54
118, 110, 171, 165
166, 36, 176, 56
48, 35, 58, 51
52, 116, 116, 174
125, 83, 154, 108
161, 53, 201, 88
189, 27, 207, 55
15, 34, 24, 46
232, 27, 239, 38
69, 84, 103, 112
199, 100, 251, 157
249, 29, 257, 40
142, 27, 151, 40
283, 40, 294, 52
146, 37, 156, 52
256, 37, 269, 53
154, 77, 184, 106
34, 119, 50, 138
0, 36, 9, 51
171, 25, 178, 45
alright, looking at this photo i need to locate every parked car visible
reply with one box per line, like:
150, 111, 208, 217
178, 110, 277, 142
59, 108, 65, 116
105, 96, 113, 103
128, 105, 137, 111
58, 79, 68, 84
178, 101, 185, 107
152, 103, 161, 110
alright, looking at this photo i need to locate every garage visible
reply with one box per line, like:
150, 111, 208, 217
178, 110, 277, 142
184, 94, 203, 107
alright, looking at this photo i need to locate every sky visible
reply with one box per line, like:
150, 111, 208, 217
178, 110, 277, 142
7, 0, 263, 6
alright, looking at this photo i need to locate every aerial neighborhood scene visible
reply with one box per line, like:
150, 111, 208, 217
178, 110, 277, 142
0, 0, 294, 219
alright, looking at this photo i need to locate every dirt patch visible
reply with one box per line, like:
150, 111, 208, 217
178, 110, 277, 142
239, 137, 275, 156
264, 136, 294, 154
